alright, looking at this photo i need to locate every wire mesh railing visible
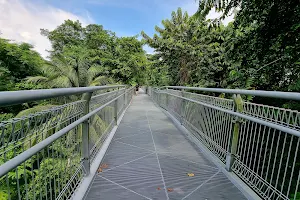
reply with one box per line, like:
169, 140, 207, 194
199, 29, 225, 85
0, 85, 134, 200
0, 100, 86, 160
148, 86, 300, 200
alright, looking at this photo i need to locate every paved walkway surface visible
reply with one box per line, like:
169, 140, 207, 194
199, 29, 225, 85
84, 94, 247, 200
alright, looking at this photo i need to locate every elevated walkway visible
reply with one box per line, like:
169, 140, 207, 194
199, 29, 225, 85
84, 94, 247, 200
2, 86, 297, 200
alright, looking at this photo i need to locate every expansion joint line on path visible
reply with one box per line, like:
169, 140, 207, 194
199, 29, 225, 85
156, 152, 219, 170
114, 132, 146, 141
116, 136, 186, 154
181, 170, 220, 200
157, 140, 188, 151
98, 175, 152, 200
146, 110, 170, 200
120, 123, 150, 132
102, 152, 155, 173
115, 141, 155, 153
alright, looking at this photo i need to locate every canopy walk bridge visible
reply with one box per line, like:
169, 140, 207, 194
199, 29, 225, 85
0, 86, 299, 200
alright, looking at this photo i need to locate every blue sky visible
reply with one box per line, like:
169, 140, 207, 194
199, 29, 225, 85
0, 0, 230, 57
30, 0, 198, 36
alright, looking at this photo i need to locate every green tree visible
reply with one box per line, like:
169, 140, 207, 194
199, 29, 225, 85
0, 38, 45, 115
145, 54, 170, 86
142, 8, 231, 87
26, 46, 112, 88
41, 20, 84, 56
113, 36, 147, 85
200, 0, 300, 93
0, 38, 43, 91
41, 20, 147, 86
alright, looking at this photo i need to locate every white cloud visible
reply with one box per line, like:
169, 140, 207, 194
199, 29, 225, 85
0, 0, 93, 58
206, 8, 234, 25
181, 1, 198, 15
170, 1, 234, 25
143, 45, 154, 55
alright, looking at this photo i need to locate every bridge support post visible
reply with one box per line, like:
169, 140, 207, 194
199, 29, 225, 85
82, 92, 93, 176
226, 94, 243, 172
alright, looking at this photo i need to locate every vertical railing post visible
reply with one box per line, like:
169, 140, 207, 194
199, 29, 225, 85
165, 87, 169, 111
158, 90, 162, 107
180, 89, 185, 125
160, 90, 162, 106
226, 94, 243, 172
159, 91, 161, 104
124, 88, 127, 107
82, 92, 93, 176
114, 88, 119, 125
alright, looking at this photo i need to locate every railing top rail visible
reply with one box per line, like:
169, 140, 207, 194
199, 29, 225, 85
91, 88, 125, 100
0, 85, 125, 107
166, 86, 300, 101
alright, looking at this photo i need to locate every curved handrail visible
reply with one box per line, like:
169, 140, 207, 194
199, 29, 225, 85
0, 85, 125, 107
166, 86, 300, 101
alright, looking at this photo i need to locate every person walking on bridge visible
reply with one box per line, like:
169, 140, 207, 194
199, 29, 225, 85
135, 84, 139, 95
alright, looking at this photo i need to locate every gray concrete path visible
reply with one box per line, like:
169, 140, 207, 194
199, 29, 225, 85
84, 94, 247, 200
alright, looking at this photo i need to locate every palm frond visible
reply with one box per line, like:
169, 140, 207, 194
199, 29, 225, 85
89, 125, 100, 143
91, 115, 107, 133
25, 76, 49, 84
90, 76, 113, 86
51, 57, 79, 87
49, 76, 73, 88
87, 65, 103, 83
77, 59, 90, 87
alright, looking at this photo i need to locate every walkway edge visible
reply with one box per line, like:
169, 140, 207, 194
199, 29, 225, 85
71, 101, 133, 200
153, 101, 262, 200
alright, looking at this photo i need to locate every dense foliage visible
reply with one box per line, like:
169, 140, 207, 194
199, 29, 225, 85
0, 21, 147, 199
0, 20, 147, 114
41, 20, 147, 86
142, 9, 233, 88
0, 38, 45, 115
142, 1, 300, 99
0, 39, 43, 91
0, 0, 300, 198
142, 1, 300, 199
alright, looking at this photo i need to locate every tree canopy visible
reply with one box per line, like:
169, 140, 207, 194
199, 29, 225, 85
0, 20, 149, 200
142, 8, 235, 88
41, 20, 147, 86
142, 2, 300, 107
0, 38, 43, 91
0, 20, 148, 116
1, 1, 300, 199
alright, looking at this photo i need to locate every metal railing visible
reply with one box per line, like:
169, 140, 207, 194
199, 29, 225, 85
148, 86, 300, 200
0, 85, 134, 200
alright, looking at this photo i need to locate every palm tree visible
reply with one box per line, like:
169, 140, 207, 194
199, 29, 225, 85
142, 8, 194, 85
26, 46, 113, 88
16, 46, 116, 152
